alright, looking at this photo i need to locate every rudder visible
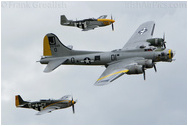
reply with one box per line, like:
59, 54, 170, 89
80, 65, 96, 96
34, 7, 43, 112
60, 15, 68, 25
15, 95, 26, 107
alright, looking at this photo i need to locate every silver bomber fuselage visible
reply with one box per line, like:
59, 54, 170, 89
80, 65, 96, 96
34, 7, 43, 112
40, 49, 170, 66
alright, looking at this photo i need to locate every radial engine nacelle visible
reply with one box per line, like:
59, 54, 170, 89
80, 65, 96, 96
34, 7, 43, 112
146, 38, 166, 48
137, 59, 154, 68
126, 65, 143, 75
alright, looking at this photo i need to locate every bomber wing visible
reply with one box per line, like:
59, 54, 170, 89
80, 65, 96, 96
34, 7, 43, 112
122, 21, 155, 50
36, 106, 60, 115
94, 57, 144, 86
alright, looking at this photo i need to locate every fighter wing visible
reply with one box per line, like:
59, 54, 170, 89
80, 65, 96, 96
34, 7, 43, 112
122, 21, 155, 50
97, 15, 107, 19
94, 57, 144, 86
36, 106, 60, 115
44, 58, 67, 73
82, 25, 99, 31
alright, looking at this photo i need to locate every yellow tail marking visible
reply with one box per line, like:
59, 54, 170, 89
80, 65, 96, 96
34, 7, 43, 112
97, 69, 129, 81
168, 49, 172, 59
15, 95, 19, 107
43, 35, 52, 56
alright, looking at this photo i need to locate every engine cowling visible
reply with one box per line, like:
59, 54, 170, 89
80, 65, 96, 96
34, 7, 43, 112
126, 65, 143, 75
143, 59, 153, 68
136, 59, 154, 68
146, 38, 165, 47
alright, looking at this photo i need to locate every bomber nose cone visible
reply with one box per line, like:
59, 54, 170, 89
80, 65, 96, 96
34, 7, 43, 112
168, 49, 175, 59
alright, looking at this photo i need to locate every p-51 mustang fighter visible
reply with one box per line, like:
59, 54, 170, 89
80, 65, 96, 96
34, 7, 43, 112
15, 95, 77, 115
39, 21, 175, 86
60, 15, 115, 31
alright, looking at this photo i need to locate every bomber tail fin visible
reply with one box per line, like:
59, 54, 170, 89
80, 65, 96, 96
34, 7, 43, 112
15, 95, 28, 107
43, 33, 72, 57
41, 33, 102, 73
60, 15, 69, 25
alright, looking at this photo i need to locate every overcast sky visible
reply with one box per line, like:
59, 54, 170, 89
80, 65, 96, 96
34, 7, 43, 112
1, 1, 187, 125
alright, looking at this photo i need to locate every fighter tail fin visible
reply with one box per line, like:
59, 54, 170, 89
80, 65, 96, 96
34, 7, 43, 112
15, 95, 27, 107
43, 33, 72, 57
60, 15, 68, 25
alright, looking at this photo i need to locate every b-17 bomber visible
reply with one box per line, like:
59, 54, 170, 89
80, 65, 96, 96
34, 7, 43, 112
39, 21, 175, 86
60, 15, 115, 31
15, 95, 77, 115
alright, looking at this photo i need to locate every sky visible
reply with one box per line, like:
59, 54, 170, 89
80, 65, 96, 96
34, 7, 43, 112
1, 1, 187, 125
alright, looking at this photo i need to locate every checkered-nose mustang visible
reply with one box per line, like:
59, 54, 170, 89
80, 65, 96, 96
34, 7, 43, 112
39, 21, 175, 86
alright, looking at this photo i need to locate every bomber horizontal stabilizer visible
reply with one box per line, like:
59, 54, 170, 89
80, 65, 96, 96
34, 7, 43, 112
44, 58, 67, 73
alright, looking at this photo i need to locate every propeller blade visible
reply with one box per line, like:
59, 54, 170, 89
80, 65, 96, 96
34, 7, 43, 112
143, 71, 146, 80
164, 43, 166, 48
163, 33, 165, 41
111, 14, 114, 31
142, 66, 146, 80
153, 64, 157, 72
72, 104, 75, 114
112, 23, 114, 31
163, 33, 166, 48
71, 96, 75, 114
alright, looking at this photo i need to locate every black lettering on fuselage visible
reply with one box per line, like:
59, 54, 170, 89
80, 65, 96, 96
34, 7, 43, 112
48, 37, 56, 45
111, 54, 119, 61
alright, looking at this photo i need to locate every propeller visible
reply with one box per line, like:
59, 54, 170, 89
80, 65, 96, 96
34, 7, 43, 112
71, 97, 76, 114
111, 15, 114, 31
142, 61, 157, 80
162, 33, 166, 48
